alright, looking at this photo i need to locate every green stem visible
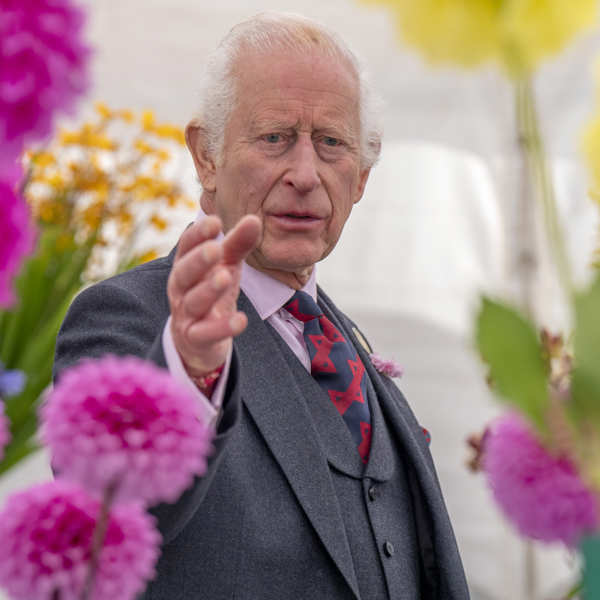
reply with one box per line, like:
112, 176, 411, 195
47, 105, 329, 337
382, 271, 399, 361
80, 480, 118, 600
514, 79, 537, 319
565, 579, 583, 599
515, 77, 574, 306
512, 74, 577, 600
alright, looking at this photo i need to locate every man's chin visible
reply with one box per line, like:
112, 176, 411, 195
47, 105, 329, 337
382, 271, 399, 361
251, 244, 325, 271
246, 250, 321, 286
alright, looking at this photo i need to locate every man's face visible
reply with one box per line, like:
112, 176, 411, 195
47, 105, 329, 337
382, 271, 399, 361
195, 48, 371, 287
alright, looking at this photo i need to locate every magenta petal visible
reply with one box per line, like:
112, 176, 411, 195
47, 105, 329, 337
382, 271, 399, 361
484, 413, 599, 547
41, 355, 214, 506
369, 353, 403, 378
0, 480, 160, 600
0, 0, 91, 155
0, 180, 36, 308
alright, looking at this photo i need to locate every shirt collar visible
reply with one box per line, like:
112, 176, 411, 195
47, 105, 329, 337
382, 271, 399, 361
240, 262, 317, 321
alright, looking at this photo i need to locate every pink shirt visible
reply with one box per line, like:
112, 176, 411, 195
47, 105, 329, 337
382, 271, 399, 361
162, 261, 317, 427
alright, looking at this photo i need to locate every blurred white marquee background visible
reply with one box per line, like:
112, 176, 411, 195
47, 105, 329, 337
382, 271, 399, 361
3, 1, 600, 599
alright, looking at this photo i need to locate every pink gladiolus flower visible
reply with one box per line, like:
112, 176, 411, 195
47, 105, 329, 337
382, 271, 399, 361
0, 181, 35, 308
0, 480, 160, 600
42, 355, 213, 506
0, 0, 91, 176
0, 402, 10, 461
483, 413, 599, 547
369, 353, 403, 378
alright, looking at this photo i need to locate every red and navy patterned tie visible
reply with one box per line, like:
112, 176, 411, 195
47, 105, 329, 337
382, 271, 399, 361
285, 290, 372, 463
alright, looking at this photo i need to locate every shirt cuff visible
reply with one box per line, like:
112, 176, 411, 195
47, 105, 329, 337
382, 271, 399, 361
162, 316, 231, 428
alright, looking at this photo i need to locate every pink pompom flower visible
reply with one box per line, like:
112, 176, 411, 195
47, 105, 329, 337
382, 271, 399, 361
0, 0, 91, 175
0, 181, 36, 308
369, 353, 403, 378
0, 480, 160, 600
483, 412, 599, 547
42, 355, 214, 506
0, 402, 10, 461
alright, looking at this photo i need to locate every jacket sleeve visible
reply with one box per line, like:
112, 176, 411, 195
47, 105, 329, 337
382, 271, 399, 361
53, 276, 243, 545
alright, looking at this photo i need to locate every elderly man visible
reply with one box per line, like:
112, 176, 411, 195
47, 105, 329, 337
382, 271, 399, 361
54, 12, 469, 600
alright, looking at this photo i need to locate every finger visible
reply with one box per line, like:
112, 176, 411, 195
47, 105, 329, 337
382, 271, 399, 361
186, 311, 248, 345
222, 215, 262, 265
175, 215, 222, 261
171, 240, 223, 294
181, 267, 233, 320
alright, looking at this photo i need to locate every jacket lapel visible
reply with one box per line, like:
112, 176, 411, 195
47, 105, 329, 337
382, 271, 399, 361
235, 292, 360, 600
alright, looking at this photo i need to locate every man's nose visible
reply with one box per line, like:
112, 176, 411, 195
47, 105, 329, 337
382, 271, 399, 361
282, 135, 321, 193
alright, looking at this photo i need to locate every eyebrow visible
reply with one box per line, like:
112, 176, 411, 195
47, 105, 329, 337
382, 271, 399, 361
316, 123, 357, 142
249, 116, 358, 143
248, 116, 299, 134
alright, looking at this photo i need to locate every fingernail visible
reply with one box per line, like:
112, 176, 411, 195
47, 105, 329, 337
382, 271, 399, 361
229, 313, 245, 333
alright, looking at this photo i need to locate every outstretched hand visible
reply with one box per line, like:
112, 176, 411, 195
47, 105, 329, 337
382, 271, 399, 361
167, 214, 262, 378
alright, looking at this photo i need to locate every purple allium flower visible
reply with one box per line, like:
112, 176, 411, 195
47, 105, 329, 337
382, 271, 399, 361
0, 480, 160, 600
41, 355, 213, 506
369, 353, 403, 378
0, 0, 91, 176
483, 413, 599, 547
0, 181, 35, 308
0, 402, 10, 461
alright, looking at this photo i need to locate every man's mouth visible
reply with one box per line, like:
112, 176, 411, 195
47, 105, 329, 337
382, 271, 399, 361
268, 212, 324, 229
273, 210, 323, 219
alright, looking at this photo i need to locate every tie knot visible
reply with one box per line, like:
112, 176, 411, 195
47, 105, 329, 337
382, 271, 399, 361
284, 290, 322, 322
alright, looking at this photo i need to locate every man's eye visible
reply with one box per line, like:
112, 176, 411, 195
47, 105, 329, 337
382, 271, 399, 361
264, 133, 282, 143
322, 136, 341, 147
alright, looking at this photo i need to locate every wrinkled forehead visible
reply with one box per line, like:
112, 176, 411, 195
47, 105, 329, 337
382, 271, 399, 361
229, 44, 360, 106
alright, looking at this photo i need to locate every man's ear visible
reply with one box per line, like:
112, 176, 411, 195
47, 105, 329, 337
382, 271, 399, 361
185, 121, 217, 193
354, 168, 371, 204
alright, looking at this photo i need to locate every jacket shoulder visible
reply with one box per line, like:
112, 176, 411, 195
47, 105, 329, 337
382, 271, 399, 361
91, 254, 172, 304
54, 255, 172, 379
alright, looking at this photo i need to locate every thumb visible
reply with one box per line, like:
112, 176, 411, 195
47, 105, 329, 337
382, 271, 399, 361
222, 215, 262, 265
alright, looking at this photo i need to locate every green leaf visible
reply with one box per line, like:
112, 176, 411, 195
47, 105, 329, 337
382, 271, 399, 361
0, 226, 68, 366
0, 408, 40, 476
475, 297, 549, 432
0, 223, 91, 475
571, 276, 600, 429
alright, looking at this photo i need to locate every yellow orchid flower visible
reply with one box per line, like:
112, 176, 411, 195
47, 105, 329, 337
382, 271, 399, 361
23, 101, 194, 280
150, 214, 168, 231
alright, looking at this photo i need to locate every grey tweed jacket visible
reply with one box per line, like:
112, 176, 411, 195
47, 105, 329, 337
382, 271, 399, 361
53, 250, 469, 600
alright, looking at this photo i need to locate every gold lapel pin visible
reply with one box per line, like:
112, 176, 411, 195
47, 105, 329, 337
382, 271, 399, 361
352, 327, 372, 354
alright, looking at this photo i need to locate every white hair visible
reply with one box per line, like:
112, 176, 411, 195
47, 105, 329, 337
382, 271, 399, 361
191, 12, 383, 168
